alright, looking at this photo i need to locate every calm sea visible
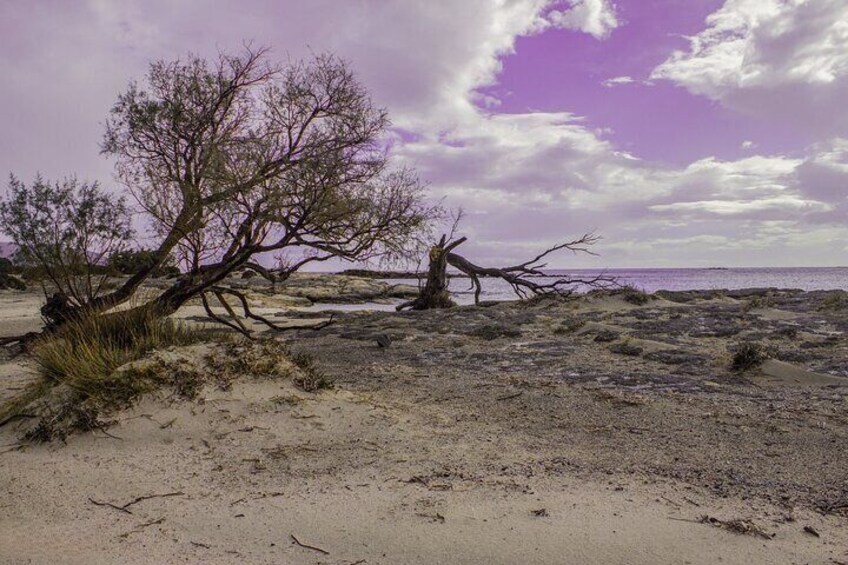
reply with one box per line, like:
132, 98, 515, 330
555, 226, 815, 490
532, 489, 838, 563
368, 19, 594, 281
384, 267, 848, 305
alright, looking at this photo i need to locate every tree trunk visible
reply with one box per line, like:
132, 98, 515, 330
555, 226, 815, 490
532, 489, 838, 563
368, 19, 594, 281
396, 236, 466, 311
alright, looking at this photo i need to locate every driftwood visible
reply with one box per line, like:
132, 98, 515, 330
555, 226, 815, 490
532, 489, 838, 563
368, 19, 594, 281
397, 233, 615, 310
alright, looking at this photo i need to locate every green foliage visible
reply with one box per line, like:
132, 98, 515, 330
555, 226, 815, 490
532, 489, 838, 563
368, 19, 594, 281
108, 248, 179, 277
0, 175, 132, 303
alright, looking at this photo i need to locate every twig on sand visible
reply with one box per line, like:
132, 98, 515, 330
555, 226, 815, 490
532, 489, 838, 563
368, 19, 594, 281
191, 541, 211, 549
92, 426, 123, 440
88, 498, 132, 514
290, 533, 330, 555
803, 525, 820, 537
88, 491, 185, 514
0, 444, 24, 455
496, 391, 523, 401
669, 515, 772, 540
119, 517, 165, 538
122, 491, 185, 511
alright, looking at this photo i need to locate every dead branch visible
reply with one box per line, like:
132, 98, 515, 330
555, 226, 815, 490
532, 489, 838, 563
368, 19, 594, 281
399, 233, 616, 310
89, 491, 185, 515
290, 533, 330, 555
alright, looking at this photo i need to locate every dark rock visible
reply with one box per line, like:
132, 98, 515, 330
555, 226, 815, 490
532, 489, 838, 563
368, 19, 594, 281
690, 322, 741, 338
469, 324, 521, 340
376, 334, 392, 348
645, 349, 708, 366
610, 343, 643, 356
593, 330, 619, 343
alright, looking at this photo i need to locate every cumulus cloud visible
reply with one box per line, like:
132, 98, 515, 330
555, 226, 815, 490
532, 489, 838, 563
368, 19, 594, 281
1, 0, 622, 181
395, 109, 848, 266
544, 0, 620, 39
651, 0, 848, 135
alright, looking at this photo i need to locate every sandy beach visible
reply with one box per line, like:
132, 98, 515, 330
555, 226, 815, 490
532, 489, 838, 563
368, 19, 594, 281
1, 278, 847, 564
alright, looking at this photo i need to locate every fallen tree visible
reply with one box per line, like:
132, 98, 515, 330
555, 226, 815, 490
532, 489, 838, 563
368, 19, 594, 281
397, 233, 615, 310
0, 46, 436, 344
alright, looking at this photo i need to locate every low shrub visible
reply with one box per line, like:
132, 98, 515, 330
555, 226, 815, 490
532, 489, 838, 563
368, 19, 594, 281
819, 291, 848, 311
470, 324, 522, 340
553, 316, 586, 335
621, 286, 651, 305
730, 342, 769, 372
207, 339, 332, 393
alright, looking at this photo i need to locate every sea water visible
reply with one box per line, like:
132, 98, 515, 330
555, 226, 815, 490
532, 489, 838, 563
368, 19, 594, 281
384, 267, 848, 306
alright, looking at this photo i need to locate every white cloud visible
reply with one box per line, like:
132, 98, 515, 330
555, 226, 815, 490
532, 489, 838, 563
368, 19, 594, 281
545, 0, 620, 39
2, 0, 846, 267
651, 0, 848, 135
602, 75, 635, 87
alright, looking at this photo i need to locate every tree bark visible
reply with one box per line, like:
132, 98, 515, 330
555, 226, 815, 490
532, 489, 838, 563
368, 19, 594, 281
396, 236, 466, 311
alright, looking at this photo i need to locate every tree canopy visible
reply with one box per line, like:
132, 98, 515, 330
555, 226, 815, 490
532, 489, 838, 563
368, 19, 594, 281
1, 46, 436, 335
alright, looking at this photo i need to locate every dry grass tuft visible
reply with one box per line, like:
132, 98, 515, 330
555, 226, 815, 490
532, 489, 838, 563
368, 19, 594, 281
730, 342, 769, 372
3, 308, 212, 441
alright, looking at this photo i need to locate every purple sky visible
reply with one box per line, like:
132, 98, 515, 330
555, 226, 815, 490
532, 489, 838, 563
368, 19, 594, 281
1, 0, 847, 267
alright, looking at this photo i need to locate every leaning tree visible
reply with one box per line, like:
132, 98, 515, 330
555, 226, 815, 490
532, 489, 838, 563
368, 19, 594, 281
0, 47, 436, 342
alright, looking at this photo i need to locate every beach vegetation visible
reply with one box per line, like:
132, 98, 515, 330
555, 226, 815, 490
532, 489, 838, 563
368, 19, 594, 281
0, 176, 131, 312
730, 342, 769, 372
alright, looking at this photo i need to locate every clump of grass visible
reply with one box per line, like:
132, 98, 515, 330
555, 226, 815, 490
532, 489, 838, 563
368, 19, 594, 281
819, 291, 848, 311
4, 308, 208, 441
730, 342, 769, 372
207, 339, 332, 393
32, 307, 203, 389
288, 349, 332, 392
553, 316, 586, 335
620, 286, 651, 305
